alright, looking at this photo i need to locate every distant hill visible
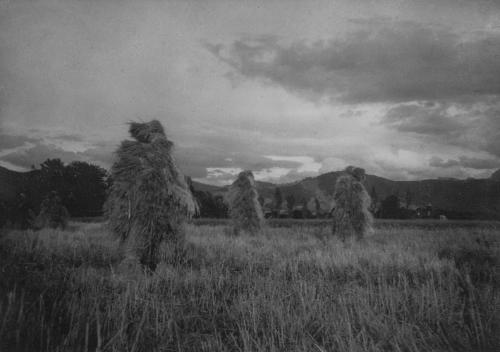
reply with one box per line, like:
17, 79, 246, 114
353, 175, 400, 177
191, 179, 277, 196
2, 165, 500, 219
191, 180, 227, 195
491, 169, 500, 181
193, 171, 500, 220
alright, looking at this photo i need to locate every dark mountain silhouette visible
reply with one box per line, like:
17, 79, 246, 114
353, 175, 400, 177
490, 169, 500, 181
191, 171, 500, 220
190, 180, 227, 195
2, 165, 500, 219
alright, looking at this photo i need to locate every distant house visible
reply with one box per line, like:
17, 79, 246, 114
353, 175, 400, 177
262, 207, 290, 218
291, 205, 312, 219
278, 209, 289, 218
263, 209, 275, 219
416, 203, 433, 218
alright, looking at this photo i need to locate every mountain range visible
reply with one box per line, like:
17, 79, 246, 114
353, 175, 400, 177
193, 170, 500, 219
2, 165, 500, 219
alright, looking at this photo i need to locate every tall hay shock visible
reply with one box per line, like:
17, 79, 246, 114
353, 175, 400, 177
226, 170, 264, 235
332, 166, 374, 241
106, 120, 197, 272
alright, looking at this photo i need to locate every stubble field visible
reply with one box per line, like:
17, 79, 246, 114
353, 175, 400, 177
0, 221, 499, 352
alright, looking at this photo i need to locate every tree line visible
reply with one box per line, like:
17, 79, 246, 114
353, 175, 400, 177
0, 158, 109, 228
1, 157, 448, 229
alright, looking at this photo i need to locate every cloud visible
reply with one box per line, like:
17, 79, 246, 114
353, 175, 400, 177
174, 144, 304, 180
0, 126, 327, 185
429, 157, 460, 168
381, 100, 500, 159
264, 155, 321, 173
208, 20, 500, 103
254, 167, 293, 183
430, 156, 499, 169
201, 167, 243, 186
319, 157, 349, 173
383, 103, 464, 136
50, 134, 84, 142
185, 153, 323, 185
0, 140, 115, 169
459, 156, 500, 169
200, 166, 303, 186
478, 106, 500, 157
2, 2, 500, 184
0, 133, 38, 150
1, 143, 80, 168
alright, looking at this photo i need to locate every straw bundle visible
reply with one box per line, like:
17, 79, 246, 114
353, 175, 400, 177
332, 166, 374, 241
226, 170, 264, 235
106, 120, 197, 271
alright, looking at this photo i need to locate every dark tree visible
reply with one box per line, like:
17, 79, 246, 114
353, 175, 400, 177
35, 191, 69, 229
65, 161, 108, 217
0, 201, 6, 228
12, 193, 36, 229
379, 195, 401, 219
39, 159, 67, 195
370, 186, 378, 213
315, 198, 321, 216
192, 191, 228, 218
214, 195, 229, 218
274, 187, 282, 210
301, 198, 310, 218
405, 188, 413, 209
2, 159, 109, 227
286, 194, 295, 212
258, 195, 265, 207
29, 159, 110, 217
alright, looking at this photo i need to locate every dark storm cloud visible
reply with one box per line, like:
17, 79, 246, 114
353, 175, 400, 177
52, 134, 85, 142
0, 141, 114, 169
454, 105, 500, 158
77, 145, 116, 166
383, 103, 463, 136
429, 156, 499, 170
381, 100, 500, 159
1, 137, 305, 179
478, 107, 500, 157
208, 20, 500, 103
406, 166, 471, 181
429, 157, 460, 168
3, 0, 500, 183
459, 156, 500, 169
1, 143, 80, 168
0, 134, 38, 149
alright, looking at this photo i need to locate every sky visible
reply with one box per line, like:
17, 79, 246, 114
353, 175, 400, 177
1, 0, 500, 185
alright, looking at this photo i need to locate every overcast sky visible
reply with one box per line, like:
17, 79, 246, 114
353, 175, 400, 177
1, 0, 500, 185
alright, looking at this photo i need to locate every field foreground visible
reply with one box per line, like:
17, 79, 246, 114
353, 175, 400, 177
0, 222, 499, 352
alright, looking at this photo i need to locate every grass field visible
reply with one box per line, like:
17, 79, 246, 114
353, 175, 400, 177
0, 221, 499, 351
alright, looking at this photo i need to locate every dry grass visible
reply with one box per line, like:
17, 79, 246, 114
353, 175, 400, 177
0, 222, 499, 351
